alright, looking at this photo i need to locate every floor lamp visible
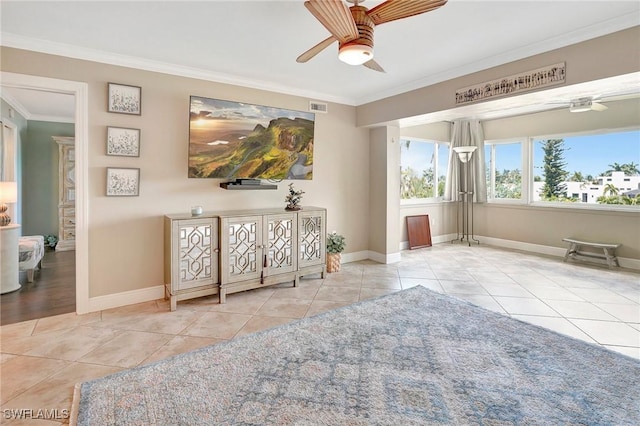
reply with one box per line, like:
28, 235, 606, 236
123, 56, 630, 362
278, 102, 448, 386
452, 146, 479, 246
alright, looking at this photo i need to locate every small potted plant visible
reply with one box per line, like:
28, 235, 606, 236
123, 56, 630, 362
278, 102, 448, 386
44, 234, 58, 250
326, 231, 346, 273
284, 183, 305, 211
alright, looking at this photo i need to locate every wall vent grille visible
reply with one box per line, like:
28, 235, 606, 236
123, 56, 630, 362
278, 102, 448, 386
309, 101, 328, 113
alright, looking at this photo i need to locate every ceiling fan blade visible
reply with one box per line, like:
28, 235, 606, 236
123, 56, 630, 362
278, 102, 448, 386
304, 0, 359, 43
368, 0, 448, 25
363, 59, 385, 73
297, 36, 336, 63
591, 102, 609, 111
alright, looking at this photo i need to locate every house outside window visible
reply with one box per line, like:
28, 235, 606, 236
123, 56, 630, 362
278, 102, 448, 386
532, 129, 640, 207
484, 129, 639, 209
400, 138, 449, 203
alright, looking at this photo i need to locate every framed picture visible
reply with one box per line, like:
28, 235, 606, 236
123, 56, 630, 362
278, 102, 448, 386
107, 126, 140, 157
108, 83, 141, 115
106, 167, 140, 197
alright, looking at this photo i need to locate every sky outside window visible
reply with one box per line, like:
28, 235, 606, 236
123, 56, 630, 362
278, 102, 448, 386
493, 130, 639, 177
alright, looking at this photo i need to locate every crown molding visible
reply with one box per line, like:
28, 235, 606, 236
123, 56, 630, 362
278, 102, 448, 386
0, 33, 356, 106
0, 89, 31, 120
2, 10, 638, 108
354, 12, 640, 105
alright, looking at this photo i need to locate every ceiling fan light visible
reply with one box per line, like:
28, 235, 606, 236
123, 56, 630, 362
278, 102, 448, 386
338, 44, 373, 66
569, 98, 593, 113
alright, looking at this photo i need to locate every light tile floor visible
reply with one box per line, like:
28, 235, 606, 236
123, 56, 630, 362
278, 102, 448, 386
1, 244, 639, 424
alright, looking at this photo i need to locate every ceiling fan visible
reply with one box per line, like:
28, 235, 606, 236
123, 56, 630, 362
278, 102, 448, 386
544, 89, 640, 113
568, 97, 608, 113
297, 0, 448, 72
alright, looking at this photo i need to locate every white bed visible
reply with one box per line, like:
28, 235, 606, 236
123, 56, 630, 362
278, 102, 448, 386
19, 235, 45, 282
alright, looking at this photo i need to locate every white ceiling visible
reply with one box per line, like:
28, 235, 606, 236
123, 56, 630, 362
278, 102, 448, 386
1, 0, 639, 123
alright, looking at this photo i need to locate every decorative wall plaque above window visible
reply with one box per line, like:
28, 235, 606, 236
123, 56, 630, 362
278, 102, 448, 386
455, 62, 566, 105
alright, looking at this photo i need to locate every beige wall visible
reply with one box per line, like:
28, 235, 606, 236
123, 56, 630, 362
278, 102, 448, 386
1, 47, 370, 297
1, 25, 639, 304
478, 98, 640, 259
357, 26, 640, 127
396, 98, 640, 258
401, 122, 450, 142
398, 122, 455, 244
361, 27, 640, 262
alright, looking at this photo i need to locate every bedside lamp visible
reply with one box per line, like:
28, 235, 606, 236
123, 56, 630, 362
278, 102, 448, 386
0, 181, 17, 226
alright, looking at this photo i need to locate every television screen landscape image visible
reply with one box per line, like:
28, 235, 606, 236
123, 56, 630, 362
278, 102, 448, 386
189, 96, 315, 180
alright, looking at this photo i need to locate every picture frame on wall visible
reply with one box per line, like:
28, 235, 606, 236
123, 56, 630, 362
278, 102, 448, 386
106, 167, 140, 197
108, 82, 141, 115
107, 126, 140, 157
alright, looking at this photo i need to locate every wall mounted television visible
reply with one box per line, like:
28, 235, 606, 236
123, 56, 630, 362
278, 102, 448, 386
188, 96, 315, 180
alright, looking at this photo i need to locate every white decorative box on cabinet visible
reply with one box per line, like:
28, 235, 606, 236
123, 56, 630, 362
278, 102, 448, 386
164, 207, 327, 310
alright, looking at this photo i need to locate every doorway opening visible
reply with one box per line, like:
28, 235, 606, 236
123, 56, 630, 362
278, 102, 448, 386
1, 72, 89, 324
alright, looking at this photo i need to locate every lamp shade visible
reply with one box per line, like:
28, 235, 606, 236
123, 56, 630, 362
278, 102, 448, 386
453, 146, 477, 163
0, 181, 17, 203
0, 181, 17, 226
338, 44, 373, 66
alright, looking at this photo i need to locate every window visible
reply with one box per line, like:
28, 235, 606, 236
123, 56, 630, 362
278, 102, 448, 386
400, 138, 449, 203
532, 129, 640, 207
485, 140, 524, 201
484, 129, 639, 209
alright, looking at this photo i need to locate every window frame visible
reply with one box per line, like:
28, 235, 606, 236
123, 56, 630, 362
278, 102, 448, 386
399, 137, 450, 205
527, 126, 640, 211
484, 137, 528, 205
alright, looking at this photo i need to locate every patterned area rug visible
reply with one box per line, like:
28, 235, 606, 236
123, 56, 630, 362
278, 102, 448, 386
71, 286, 640, 425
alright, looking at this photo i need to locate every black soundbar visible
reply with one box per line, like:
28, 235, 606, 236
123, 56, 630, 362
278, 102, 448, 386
234, 178, 261, 185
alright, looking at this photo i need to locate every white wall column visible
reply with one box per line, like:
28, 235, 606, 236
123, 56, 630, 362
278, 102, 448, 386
368, 125, 401, 263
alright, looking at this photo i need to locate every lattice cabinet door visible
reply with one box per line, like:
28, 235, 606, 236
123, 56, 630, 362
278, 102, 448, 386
173, 218, 218, 291
298, 209, 326, 269
221, 216, 262, 284
264, 213, 298, 277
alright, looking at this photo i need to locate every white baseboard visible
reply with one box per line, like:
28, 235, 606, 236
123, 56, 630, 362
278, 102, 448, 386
477, 236, 640, 271
399, 233, 459, 251
341, 250, 369, 263
366, 250, 402, 264
88, 285, 165, 313
87, 236, 638, 314
400, 234, 640, 271
343, 250, 401, 264
476, 236, 566, 257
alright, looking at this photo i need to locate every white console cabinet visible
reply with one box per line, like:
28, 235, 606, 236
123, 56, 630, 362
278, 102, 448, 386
164, 207, 326, 310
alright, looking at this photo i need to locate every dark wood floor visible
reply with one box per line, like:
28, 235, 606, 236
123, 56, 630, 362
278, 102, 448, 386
1, 249, 76, 326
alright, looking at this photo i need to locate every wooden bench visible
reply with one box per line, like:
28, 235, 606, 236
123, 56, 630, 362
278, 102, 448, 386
562, 238, 620, 268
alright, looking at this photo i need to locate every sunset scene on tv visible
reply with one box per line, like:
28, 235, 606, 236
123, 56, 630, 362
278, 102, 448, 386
188, 96, 315, 180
